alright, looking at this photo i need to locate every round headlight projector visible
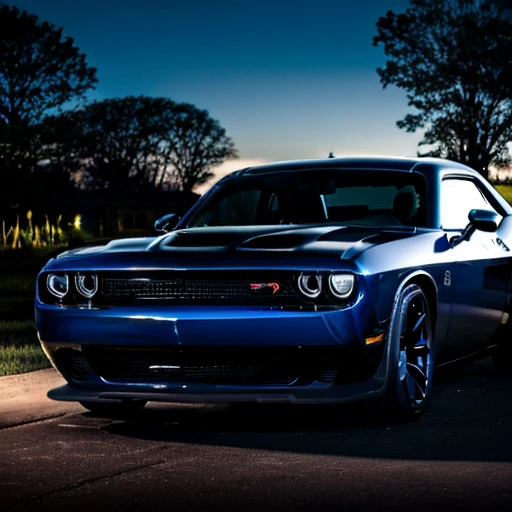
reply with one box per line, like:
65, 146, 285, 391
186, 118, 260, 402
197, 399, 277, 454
328, 274, 354, 299
297, 272, 354, 300
47, 274, 69, 299
297, 274, 322, 298
75, 273, 99, 299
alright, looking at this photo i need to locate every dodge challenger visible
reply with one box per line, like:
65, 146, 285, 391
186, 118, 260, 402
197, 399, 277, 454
35, 156, 512, 422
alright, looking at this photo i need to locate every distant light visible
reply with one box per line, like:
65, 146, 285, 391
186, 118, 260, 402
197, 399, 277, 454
73, 214, 81, 230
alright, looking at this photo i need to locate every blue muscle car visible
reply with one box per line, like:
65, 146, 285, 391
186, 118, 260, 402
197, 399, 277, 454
35, 156, 512, 422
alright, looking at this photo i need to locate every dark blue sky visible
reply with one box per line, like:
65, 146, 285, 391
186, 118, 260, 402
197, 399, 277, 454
10, 0, 422, 179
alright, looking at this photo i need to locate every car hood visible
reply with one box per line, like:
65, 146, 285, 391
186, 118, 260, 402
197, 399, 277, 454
157, 225, 418, 254
45, 224, 422, 271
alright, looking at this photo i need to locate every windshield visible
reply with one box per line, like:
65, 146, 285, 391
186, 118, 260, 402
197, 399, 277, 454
186, 169, 428, 228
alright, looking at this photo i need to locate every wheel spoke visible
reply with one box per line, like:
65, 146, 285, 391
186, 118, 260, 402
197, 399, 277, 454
405, 371, 417, 399
406, 361, 427, 387
405, 370, 426, 401
403, 306, 426, 347
411, 312, 426, 333
404, 360, 430, 402
413, 332, 430, 351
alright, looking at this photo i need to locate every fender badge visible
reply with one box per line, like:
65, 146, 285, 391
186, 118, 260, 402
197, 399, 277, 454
496, 238, 510, 252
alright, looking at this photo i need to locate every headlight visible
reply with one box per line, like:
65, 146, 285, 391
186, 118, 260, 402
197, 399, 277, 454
47, 274, 69, 299
328, 273, 354, 299
75, 273, 98, 299
298, 274, 322, 298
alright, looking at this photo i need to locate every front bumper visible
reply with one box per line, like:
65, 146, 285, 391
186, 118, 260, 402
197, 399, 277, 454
36, 299, 389, 405
47, 364, 389, 405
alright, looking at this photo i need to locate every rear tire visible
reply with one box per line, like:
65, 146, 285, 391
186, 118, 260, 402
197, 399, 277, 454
79, 400, 147, 417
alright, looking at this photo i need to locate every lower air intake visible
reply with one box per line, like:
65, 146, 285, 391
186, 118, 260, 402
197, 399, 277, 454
54, 348, 90, 382
83, 346, 339, 386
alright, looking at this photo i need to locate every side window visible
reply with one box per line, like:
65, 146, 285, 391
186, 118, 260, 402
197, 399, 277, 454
441, 178, 501, 230
265, 193, 281, 224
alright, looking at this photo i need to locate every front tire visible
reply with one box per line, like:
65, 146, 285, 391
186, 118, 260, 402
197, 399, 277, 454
79, 400, 147, 417
362, 284, 434, 423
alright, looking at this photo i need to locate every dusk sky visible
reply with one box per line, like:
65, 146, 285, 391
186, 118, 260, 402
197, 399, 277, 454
10, 0, 423, 186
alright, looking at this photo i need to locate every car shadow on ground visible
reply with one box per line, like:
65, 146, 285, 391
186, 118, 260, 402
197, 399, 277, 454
95, 358, 512, 463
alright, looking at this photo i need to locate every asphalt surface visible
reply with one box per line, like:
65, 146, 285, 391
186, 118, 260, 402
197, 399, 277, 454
0, 360, 511, 512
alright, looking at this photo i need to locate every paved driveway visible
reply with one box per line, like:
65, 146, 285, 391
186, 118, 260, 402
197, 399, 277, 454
1, 360, 511, 511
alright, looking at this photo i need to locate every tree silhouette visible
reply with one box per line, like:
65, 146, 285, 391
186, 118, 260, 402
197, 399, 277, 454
45, 96, 237, 194
373, 0, 512, 178
0, 3, 97, 207
44, 97, 174, 192
166, 103, 238, 193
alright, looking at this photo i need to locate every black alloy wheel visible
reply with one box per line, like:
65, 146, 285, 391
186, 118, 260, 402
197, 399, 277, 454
387, 283, 434, 421
361, 283, 434, 423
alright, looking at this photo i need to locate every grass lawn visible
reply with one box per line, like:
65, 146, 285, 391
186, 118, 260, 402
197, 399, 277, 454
0, 344, 51, 376
0, 263, 49, 375
0, 272, 35, 293
0, 320, 50, 376
494, 184, 512, 204
0, 273, 37, 321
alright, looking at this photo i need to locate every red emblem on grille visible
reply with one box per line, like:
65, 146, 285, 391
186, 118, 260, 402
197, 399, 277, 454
250, 282, 280, 294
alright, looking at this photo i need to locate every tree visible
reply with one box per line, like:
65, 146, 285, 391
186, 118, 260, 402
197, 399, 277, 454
0, 3, 97, 134
0, 3, 97, 207
44, 96, 175, 192
45, 96, 237, 194
166, 103, 238, 193
373, 0, 512, 178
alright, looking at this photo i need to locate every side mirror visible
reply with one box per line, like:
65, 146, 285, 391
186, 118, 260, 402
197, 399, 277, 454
468, 209, 499, 233
154, 213, 179, 233
450, 209, 499, 247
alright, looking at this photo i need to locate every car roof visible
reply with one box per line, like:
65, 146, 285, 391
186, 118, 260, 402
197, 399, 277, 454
235, 155, 478, 177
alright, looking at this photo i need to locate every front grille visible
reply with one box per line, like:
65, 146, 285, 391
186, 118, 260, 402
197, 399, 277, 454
102, 277, 296, 300
83, 346, 340, 386
96, 271, 300, 306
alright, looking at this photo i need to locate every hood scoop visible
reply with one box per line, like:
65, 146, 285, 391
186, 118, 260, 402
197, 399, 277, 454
318, 226, 416, 243
165, 231, 240, 248
318, 228, 375, 243
162, 225, 339, 251
102, 238, 154, 252
240, 233, 311, 250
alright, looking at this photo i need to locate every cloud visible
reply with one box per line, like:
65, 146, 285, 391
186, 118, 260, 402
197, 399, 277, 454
194, 158, 268, 195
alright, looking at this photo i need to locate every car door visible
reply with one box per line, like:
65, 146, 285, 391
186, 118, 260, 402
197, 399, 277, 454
440, 176, 512, 359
